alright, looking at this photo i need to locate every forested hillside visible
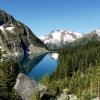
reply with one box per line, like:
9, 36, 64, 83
0, 50, 22, 100
41, 40, 100, 100
52, 40, 100, 79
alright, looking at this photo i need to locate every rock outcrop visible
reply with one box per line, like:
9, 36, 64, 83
57, 89, 78, 100
14, 73, 47, 100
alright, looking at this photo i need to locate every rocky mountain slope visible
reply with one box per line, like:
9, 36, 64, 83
72, 29, 100, 45
39, 30, 83, 49
84, 29, 100, 40
0, 9, 47, 60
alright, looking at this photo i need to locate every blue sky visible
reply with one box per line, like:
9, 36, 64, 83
0, 0, 100, 35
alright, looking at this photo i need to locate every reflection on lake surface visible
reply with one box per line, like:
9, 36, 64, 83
28, 53, 58, 80
19, 53, 47, 75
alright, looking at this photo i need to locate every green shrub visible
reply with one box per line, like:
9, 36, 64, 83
0, 60, 19, 99
32, 91, 41, 100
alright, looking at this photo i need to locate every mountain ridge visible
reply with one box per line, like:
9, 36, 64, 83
0, 9, 47, 61
39, 29, 100, 49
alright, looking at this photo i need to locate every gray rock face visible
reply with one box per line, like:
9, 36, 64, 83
14, 73, 47, 100
0, 9, 47, 61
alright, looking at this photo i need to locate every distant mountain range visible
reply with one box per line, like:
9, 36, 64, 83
0, 9, 47, 61
39, 29, 100, 49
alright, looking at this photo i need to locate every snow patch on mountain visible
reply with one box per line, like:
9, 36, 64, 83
0, 25, 15, 33
63, 34, 75, 43
6, 26, 14, 32
0, 26, 4, 32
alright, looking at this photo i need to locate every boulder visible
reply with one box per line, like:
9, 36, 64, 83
14, 73, 47, 100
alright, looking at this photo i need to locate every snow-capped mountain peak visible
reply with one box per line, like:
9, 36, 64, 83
39, 29, 83, 49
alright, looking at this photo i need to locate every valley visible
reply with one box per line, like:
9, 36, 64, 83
0, 9, 100, 100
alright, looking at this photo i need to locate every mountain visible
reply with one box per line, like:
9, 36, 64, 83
0, 9, 47, 61
39, 30, 83, 49
85, 29, 100, 40
72, 29, 100, 45
39, 29, 100, 49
